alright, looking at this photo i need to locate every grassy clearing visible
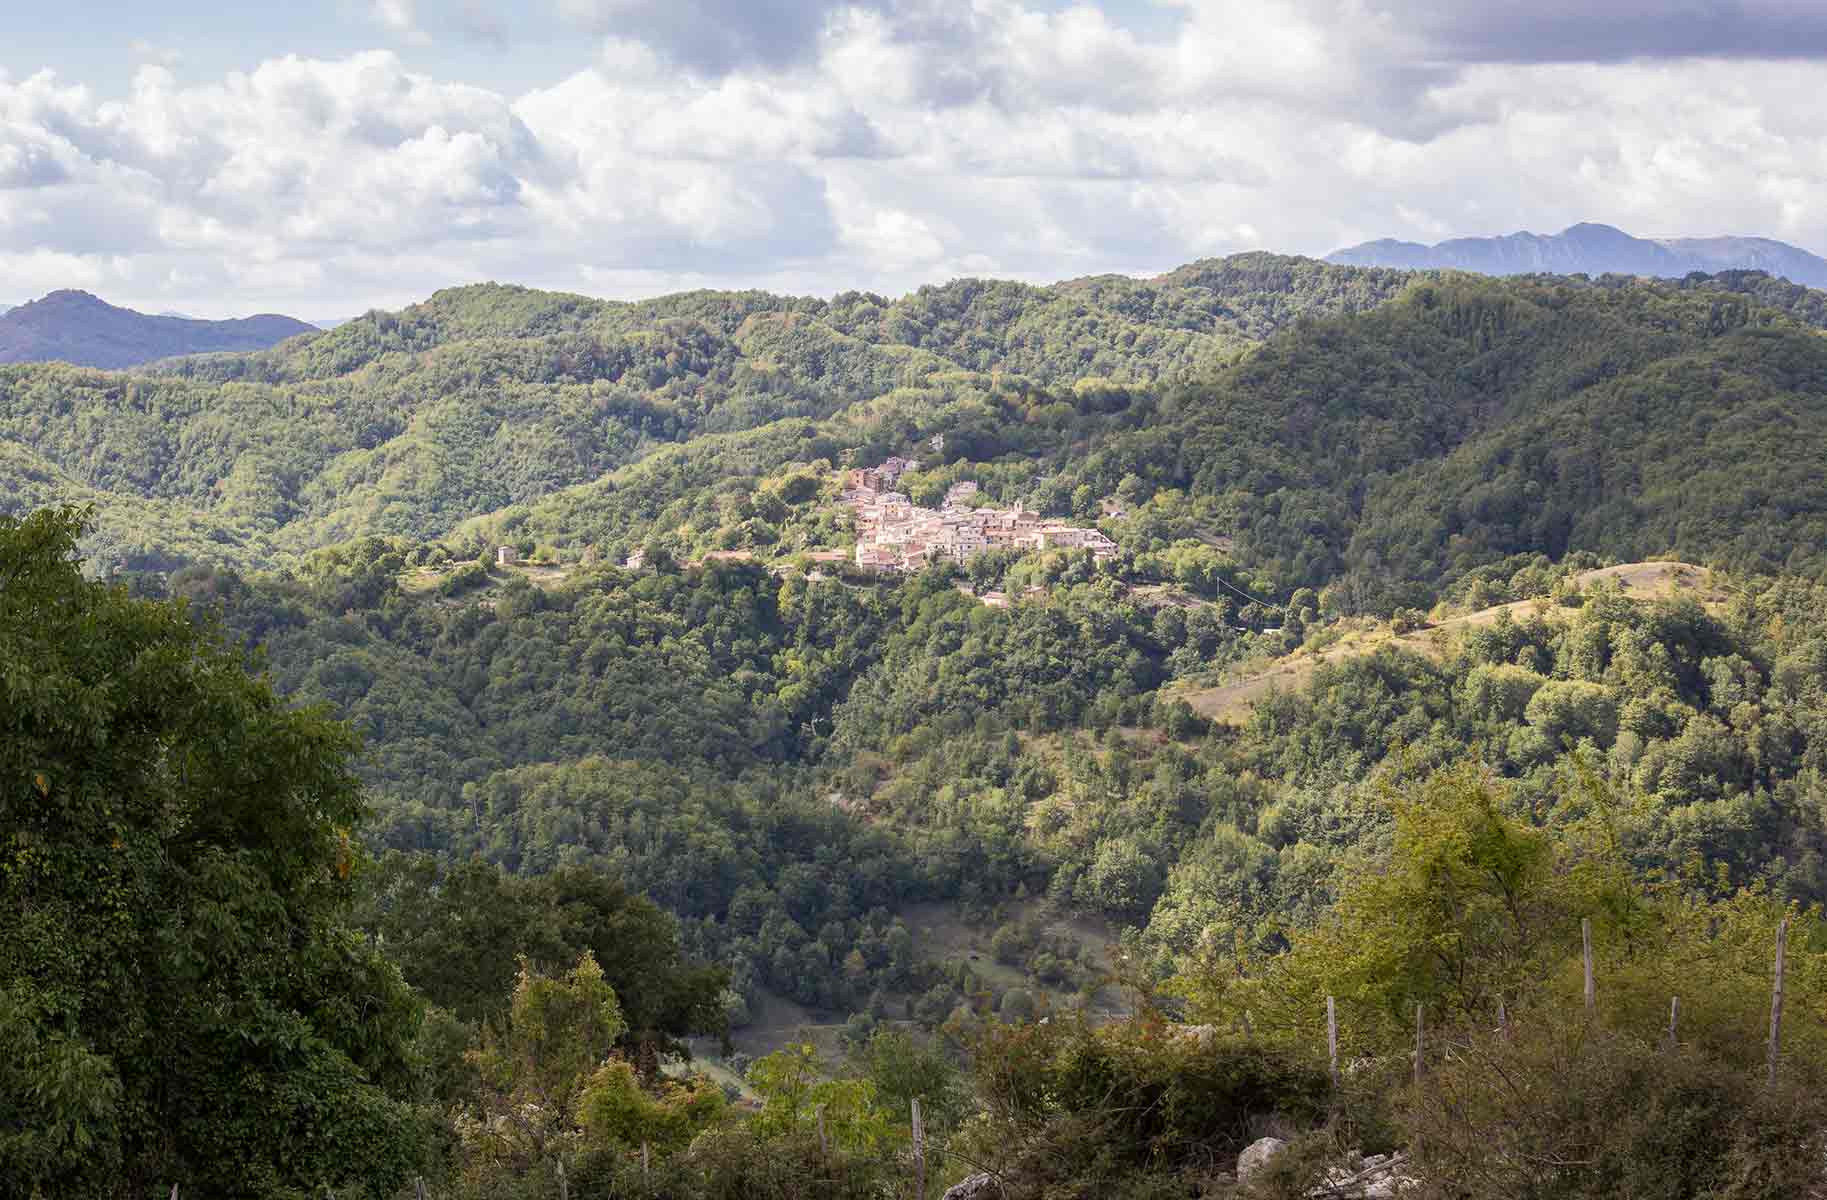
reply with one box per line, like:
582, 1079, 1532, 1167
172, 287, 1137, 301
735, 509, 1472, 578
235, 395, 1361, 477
1172, 561, 1723, 725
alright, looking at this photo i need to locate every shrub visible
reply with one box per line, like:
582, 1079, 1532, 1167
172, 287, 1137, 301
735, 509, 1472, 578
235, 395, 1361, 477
1389, 608, 1428, 635
572, 1127, 894, 1200
439, 559, 490, 596
1403, 1020, 1827, 1200
959, 1016, 1331, 1196
990, 920, 1036, 965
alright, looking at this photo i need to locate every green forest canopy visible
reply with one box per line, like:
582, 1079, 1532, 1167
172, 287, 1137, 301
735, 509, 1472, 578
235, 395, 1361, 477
9, 253, 1827, 1197
11, 503, 1827, 1198
16, 256, 1827, 604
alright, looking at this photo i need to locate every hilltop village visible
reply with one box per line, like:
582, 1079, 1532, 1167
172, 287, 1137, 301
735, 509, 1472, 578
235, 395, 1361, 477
841, 456, 1117, 572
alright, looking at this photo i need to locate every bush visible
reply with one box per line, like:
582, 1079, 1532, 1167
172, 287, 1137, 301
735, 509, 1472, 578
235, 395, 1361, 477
1389, 607, 1428, 635
1403, 1020, 1827, 1200
958, 1017, 1332, 1197
571, 1127, 895, 1200
999, 988, 1039, 1023
990, 920, 1037, 966
439, 559, 490, 596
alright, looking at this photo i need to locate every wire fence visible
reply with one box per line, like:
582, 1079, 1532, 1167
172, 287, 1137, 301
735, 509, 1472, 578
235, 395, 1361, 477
164, 916, 1794, 1200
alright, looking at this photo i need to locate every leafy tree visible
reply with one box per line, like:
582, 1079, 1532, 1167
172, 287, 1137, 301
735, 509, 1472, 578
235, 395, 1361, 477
851, 1028, 968, 1133
1175, 766, 1632, 1054
357, 856, 729, 1055
468, 953, 627, 1140
745, 1043, 900, 1153
576, 1059, 724, 1155
454, 952, 720, 1184
0, 507, 426, 1198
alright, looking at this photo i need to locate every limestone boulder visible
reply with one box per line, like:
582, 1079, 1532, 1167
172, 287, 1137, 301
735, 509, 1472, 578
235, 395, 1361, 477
941, 1172, 1002, 1200
1237, 1136, 1288, 1182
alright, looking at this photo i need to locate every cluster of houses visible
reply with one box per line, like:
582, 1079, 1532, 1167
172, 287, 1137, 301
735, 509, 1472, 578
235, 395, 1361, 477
505, 453, 1118, 582
840, 459, 1118, 573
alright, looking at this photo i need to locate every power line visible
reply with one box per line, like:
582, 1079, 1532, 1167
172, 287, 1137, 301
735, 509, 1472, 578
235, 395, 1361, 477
1211, 570, 1284, 614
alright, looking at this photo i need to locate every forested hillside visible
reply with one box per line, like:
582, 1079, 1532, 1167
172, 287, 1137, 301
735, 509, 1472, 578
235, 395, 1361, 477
15, 502, 1827, 1198
1052, 271, 1827, 605
8, 261, 1827, 608
442, 270, 1827, 610
12, 257, 1827, 1198
149, 530, 1827, 1025
0, 255, 1402, 573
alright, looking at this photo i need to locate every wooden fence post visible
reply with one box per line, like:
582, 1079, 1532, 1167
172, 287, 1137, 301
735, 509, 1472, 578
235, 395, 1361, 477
1327, 995, 1340, 1090
415, 1176, 426, 1200
1498, 997, 1510, 1042
1665, 997, 1680, 1051
912, 1097, 925, 1200
818, 1103, 829, 1158
556, 1156, 568, 1200
642, 1142, 651, 1192
1769, 917, 1789, 1088
1582, 918, 1595, 1016
1414, 1002, 1425, 1085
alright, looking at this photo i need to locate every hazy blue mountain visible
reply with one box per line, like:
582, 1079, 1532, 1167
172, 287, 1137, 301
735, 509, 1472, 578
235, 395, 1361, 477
1328, 222, 1827, 287
0, 290, 317, 368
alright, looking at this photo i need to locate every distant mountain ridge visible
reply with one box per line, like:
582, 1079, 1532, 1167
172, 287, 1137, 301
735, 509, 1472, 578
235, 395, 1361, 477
0, 291, 317, 369
1328, 222, 1827, 288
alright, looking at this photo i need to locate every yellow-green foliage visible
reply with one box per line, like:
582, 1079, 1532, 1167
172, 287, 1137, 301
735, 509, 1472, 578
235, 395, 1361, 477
1172, 763, 1824, 1067
577, 1060, 724, 1153
460, 953, 630, 1172
744, 1043, 902, 1154
956, 1014, 1330, 1195
1404, 1020, 1827, 1200
1458, 662, 1548, 723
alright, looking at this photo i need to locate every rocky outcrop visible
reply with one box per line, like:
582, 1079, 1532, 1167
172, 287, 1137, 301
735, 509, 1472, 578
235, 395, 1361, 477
941, 1172, 1003, 1200
1237, 1136, 1288, 1181
1314, 1152, 1415, 1197
1235, 1138, 1418, 1196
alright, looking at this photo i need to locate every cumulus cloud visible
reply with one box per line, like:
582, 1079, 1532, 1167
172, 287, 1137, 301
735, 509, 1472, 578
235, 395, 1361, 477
4, 0, 1827, 315
0, 135, 70, 189
129, 41, 183, 68
1391, 0, 1827, 64
370, 0, 433, 45
553, 0, 889, 74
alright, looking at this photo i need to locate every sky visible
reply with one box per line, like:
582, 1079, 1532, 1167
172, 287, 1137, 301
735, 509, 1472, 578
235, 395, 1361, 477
5, 0, 1827, 317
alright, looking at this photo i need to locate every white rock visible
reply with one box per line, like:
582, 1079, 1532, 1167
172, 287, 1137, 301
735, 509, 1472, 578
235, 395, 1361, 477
941, 1172, 1002, 1200
1308, 1152, 1416, 1198
1238, 1136, 1289, 1181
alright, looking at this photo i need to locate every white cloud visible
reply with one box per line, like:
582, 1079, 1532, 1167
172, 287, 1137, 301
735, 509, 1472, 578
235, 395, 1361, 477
371, 0, 433, 45
129, 41, 183, 68
4, 2, 1827, 316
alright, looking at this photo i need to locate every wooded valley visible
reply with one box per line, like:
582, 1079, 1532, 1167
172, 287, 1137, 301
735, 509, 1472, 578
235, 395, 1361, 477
8, 257, 1827, 1199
